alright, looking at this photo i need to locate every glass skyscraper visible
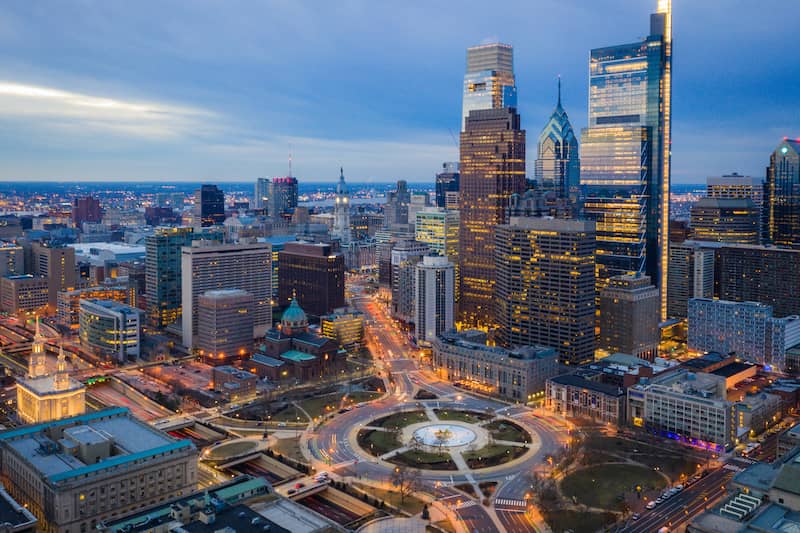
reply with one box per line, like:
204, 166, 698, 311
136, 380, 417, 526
461, 43, 517, 130
580, 0, 672, 320
534, 79, 580, 209
766, 138, 800, 247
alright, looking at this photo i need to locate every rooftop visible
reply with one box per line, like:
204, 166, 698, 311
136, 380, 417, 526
17, 373, 84, 396
280, 350, 316, 363
180, 504, 290, 533
251, 353, 285, 368
550, 373, 625, 397
0, 484, 36, 531
214, 366, 257, 380
712, 361, 757, 378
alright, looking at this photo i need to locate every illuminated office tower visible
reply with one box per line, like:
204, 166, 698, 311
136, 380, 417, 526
269, 177, 299, 219
254, 178, 270, 210
495, 217, 596, 366
534, 79, 580, 208
580, 0, 672, 320
332, 167, 351, 245
766, 139, 800, 247
145, 227, 194, 328
690, 197, 760, 244
435, 163, 460, 208
415, 207, 459, 301
458, 108, 526, 329
707, 173, 763, 206
462, 43, 516, 130
194, 184, 225, 227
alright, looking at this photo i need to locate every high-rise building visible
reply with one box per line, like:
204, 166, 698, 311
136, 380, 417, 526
415, 255, 455, 346
534, 78, 580, 208
181, 242, 271, 348
435, 162, 460, 208
690, 197, 760, 244
269, 177, 299, 219
458, 108, 526, 329
390, 240, 429, 324
277, 242, 344, 318
707, 173, 763, 206
766, 139, 800, 247
0, 242, 23, 277
57, 286, 130, 330
495, 217, 596, 366
145, 227, 195, 328
580, 0, 672, 320
599, 274, 660, 361
320, 308, 365, 353
195, 184, 225, 227
196, 289, 254, 366
415, 208, 459, 259
667, 241, 715, 319
332, 168, 351, 245
383, 180, 411, 228
461, 43, 516, 130
407, 193, 432, 230
71, 196, 102, 227
30, 242, 77, 314
0, 275, 48, 316
254, 177, 270, 210
79, 300, 142, 363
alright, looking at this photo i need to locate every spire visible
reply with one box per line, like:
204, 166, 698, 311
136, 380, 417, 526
557, 75, 562, 108
54, 344, 69, 391
340, 167, 344, 181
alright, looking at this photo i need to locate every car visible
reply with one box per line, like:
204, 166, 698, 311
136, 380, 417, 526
646, 501, 657, 510
632, 513, 641, 520
277, 422, 287, 427
655, 497, 664, 505
294, 483, 305, 489
287, 489, 296, 495
675, 484, 684, 491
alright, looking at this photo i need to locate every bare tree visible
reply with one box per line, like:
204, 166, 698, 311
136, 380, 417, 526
391, 466, 421, 503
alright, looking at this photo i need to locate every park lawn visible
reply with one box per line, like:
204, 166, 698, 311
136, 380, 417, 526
345, 391, 384, 404
297, 394, 343, 420
461, 444, 527, 469
388, 450, 457, 470
269, 406, 307, 423
353, 483, 427, 515
433, 409, 492, 423
357, 429, 401, 456
586, 435, 700, 481
542, 508, 617, 533
484, 420, 530, 443
372, 411, 429, 430
271, 437, 306, 463
561, 464, 666, 510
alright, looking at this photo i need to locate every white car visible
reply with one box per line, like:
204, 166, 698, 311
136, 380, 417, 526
646, 501, 657, 510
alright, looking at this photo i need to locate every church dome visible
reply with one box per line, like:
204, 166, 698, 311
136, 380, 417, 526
281, 299, 308, 330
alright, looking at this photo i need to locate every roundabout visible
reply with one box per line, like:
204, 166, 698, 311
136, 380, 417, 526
412, 423, 476, 448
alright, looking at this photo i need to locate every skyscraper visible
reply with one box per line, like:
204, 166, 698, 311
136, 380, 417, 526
667, 241, 714, 319
458, 107, 526, 329
690, 197, 760, 244
580, 0, 672, 320
599, 274, 660, 361
435, 162, 460, 208
415, 256, 455, 347
254, 178, 270, 210
495, 217, 596, 366
390, 240, 430, 325
71, 196, 102, 227
145, 226, 194, 328
332, 167, 351, 245
30, 241, 77, 314
269, 177, 299, 219
277, 242, 345, 318
462, 43, 516, 130
195, 184, 225, 227
534, 78, 580, 208
383, 180, 411, 228
707, 173, 763, 206
196, 289, 254, 366
765, 138, 800, 247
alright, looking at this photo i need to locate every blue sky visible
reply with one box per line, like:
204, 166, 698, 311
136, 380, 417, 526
0, 0, 796, 184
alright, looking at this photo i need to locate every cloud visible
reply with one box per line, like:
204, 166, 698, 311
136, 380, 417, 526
0, 81, 218, 139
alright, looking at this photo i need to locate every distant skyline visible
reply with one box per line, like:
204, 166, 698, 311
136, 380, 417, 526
0, 1, 796, 183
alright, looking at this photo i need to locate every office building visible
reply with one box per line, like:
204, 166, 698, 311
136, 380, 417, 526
0, 275, 48, 316
383, 180, 411, 228
79, 300, 141, 363
580, 0, 672, 320
667, 241, 715, 318
30, 242, 77, 314
0, 408, 197, 533
415, 207, 459, 299
627, 369, 734, 451
435, 162, 459, 208
277, 241, 344, 318
707, 173, 763, 206
332, 167, 351, 245
182, 241, 271, 348
254, 177, 270, 210
407, 193, 432, 230
715, 243, 800, 317
196, 289, 254, 366
599, 274, 660, 361
688, 298, 800, 368
268, 177, 298, 219
766, 139, 800, 247
390, 240, 429, 324
145, 227, 195, 328
56, 286, 130, 330
432, 330, 558, 402
458, 107, 526, 329
0, 243, 23, 277
320, 307, 365, 353
415, 256, 455, 346
690, 197, 760, 244
547, 375, 627, 425
534, 78, 580, 208
71, 196, 101, 227
495, 217, 596, 366
461, 43, 516, 130
194, 184, 225, 227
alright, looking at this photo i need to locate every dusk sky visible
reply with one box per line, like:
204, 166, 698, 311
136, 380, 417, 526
0, 0, 796, 184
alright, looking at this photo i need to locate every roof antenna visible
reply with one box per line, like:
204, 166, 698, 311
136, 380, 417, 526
557, 75, 562, 107
288, 144, 293, 177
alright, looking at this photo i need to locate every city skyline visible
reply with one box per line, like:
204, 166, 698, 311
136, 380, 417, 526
0, 1, 795, 183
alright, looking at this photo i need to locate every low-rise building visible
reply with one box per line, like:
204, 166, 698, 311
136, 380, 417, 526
79, 299, 142, 363
320, 307, 365, 353
778, 423, 800, 459
243, 353, 286, 381
432, 330, 558, 402
211, 365, 258, 402
56, 286, 130, 329
0, 407, 197, 533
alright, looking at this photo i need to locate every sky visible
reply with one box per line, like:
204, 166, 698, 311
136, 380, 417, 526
0, 0, 796, 184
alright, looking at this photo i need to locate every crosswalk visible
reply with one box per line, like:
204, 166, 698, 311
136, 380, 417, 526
495, 498, 526, 508
455, 500, 477, 509
723, 464, 743, 472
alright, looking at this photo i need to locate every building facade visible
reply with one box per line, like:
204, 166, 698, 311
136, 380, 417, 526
580, 1, 672, 320
458, 107, 526, 329
254, 178, 270, 210
195, 184, 225, 227
320, 307, 365, 353
30, 242, 77, 314
268, 177, 298, 219
181, 241, 271, 348
390, 240, 429, 324
145, 227, 195, 328
71, 196, 102, 227
196, 289, 254, 366
415, 256, 455, 347
332, 168, 351, 245
690, 198, 760, 244
461, 43, 516, 130
79, 299, 142, 363
0, 243, 23, 277
277, 242, 344, 318
766, 139, 800, 247
667, 241, 715, 319
495, 217, 596, 366
432, 330, 558, 402
599, 274, 660, 361
57, 286, 130, 330
0, 275, 49, 316
435, 162, 459, 209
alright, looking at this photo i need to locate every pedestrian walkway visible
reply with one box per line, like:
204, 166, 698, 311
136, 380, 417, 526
495, 498, 526, 508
